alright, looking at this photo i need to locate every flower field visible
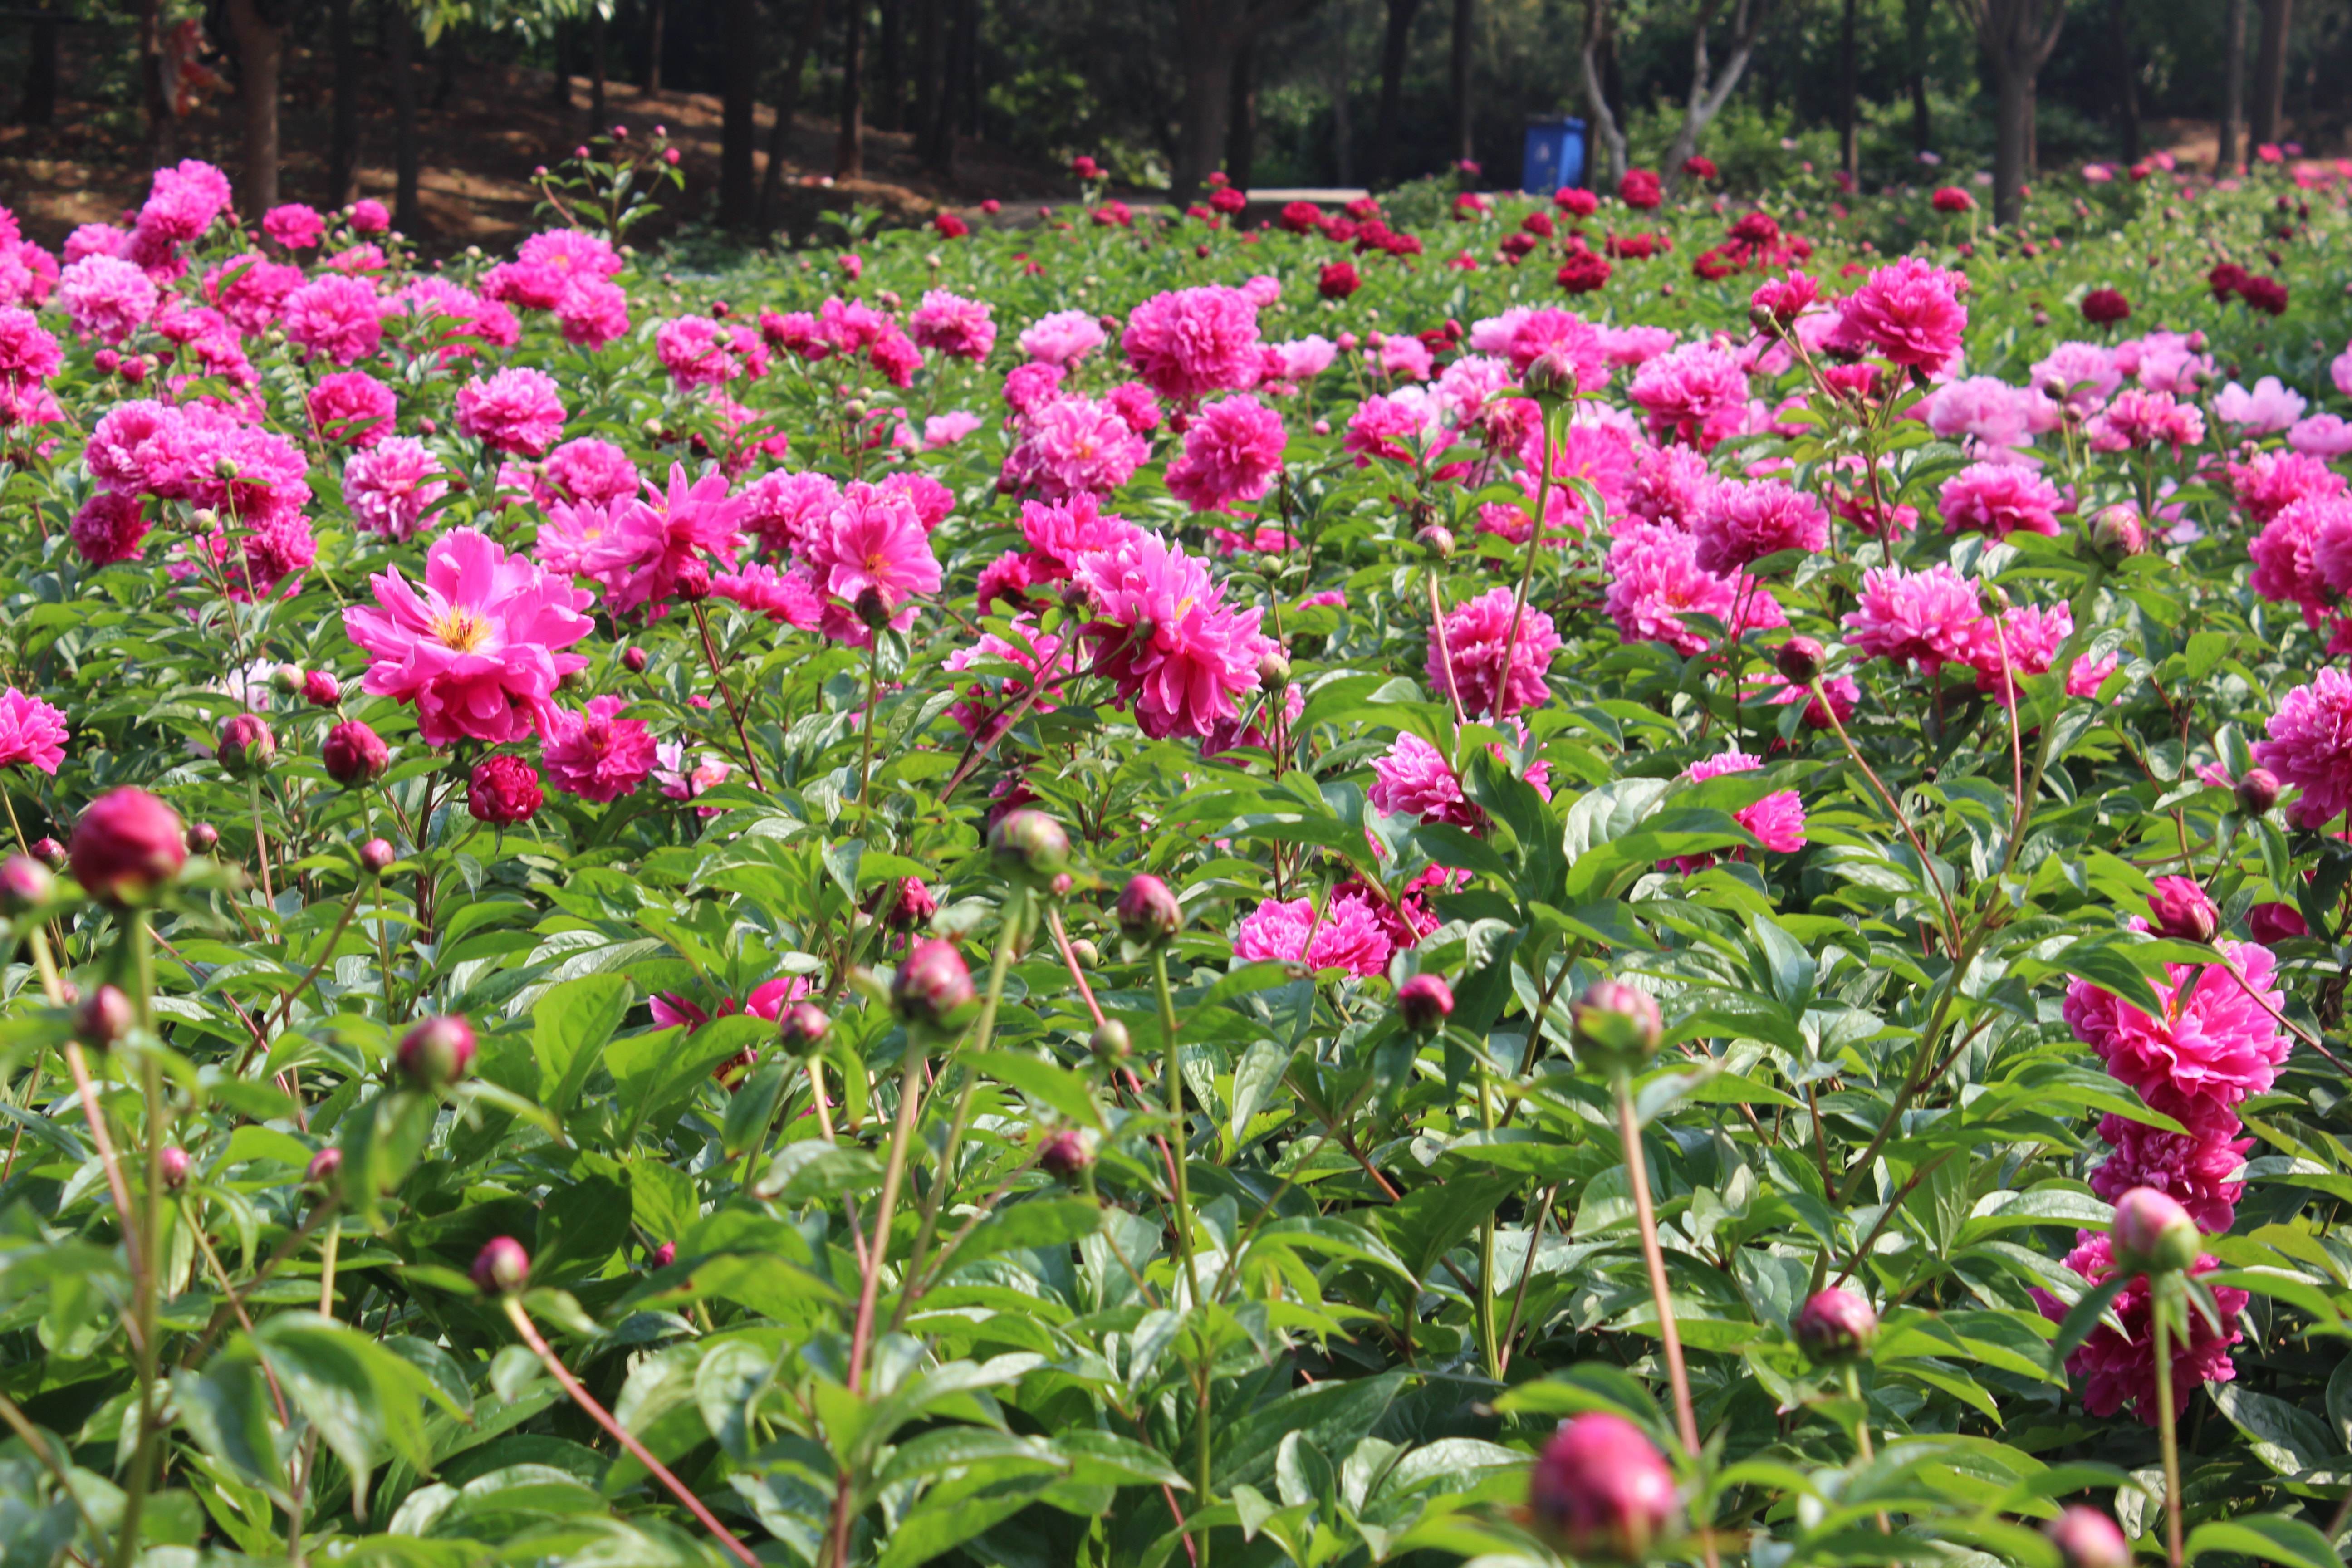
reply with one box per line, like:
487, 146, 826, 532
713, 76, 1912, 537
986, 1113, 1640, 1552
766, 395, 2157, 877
8, 146, 2352, 1567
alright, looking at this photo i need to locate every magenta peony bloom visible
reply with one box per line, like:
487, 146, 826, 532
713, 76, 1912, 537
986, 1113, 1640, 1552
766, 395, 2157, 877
202, 253, 303, 333
1843, 564, 1985, 675
1832, 256, 1968, 373
654, 315, 764, 389
544, 438, 641, 507
0, 307, 61, 392
281, 274, 384, 364
1343, 392, 1439, 467
467, 755, 544, 825
0, 687, 67, 773
455, 367, 566, 457
2030, 1232, 2247, 1424
1019, 309, 1105, 367
655, 741, 732, 814
1077, 530, 1274, 740
1629, 342, 1750, 449
70, 492, 150, 565
342, 528, 594, 746
2255, 667, 2352, 828
58, 255, 158, 344
1368, 725, 1551, 829
1693, 479, 1828, 573
909, 289, 996, 360
263, 203, 326, 250
1624, 443, 1717, 532
2087, 388, 2205, 452
2063, 932, 2286, 1139
1670, 750, 1803, 870
1428, 586, 1562, 718
1233, 892, 1394, 977
1604, 524, 1784, 657
308, 370, 397, 448
1121, 286, 1261, 402
1002, 394, 1152, 499
1527, 1412, 1677, 1560
714, 561, 823, 628
737, 470, 842, 557
1940, 461, 2065, 539
538, 695, 657, 802
1966, 601, 2073, 706
803, 480, 941, 615
1503, 308, 1609, 388
1164, 395, 1286, 513
554, 275, 631, 348
652, 975, 811, 1033
2089, 1114, 2250, 1234
580, 463, 748, 612
343, 437, 448, 542
946, 621, 1070, 744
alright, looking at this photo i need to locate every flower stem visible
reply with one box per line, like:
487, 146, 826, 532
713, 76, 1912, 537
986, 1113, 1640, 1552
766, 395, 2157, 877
2152, 1274, 2185, 1568
1493, 399, 1564, 721
691, 602, 766, 791
1153, 946, 1210, 1568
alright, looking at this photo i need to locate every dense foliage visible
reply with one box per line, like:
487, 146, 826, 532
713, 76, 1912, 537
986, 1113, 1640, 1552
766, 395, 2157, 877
7, 153, 2352, 1568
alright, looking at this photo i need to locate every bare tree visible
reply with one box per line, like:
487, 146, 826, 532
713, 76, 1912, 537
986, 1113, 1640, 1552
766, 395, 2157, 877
758, 0, 829, 225
1579, 0, 1627, 183
1169, 0, 1322, 201
2250, 0, 2289, 147
719, 0, 759, 224
1449, 0, 1471, 163
224, 0, 285, 217
1369, 0, 1425, 185
1945, 0, 2065, 225
326, 0, 359, 205
389, 0, 420, 234
2219, 0, 2244, 170
1661, 0, 1777, 185
837, 0, 867, 176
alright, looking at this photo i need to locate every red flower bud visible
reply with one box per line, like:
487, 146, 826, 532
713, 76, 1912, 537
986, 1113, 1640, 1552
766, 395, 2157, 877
2146, 876, 2218, 944
216, 713, 278, 776
2048, 1507, 2130, 1568
893, 939, 975, 1027
358, 838, 397, 875
778, 1002, 830, 1051
69, 788, 188, 905
471, 1235, 531, 1294
1398, 973, 1454, 1033
1569, 978, 1663, 1073
305, 1147, 343, 1191
0, 854, 54, 914
186, 822, 220, 853
322, 721, 390, 786
649, 1240, 678, 1268
2236, 767, 2281, 816
1115, 874, 1182, 946
397, 1014, 476, 1089
1793, 1287, 1879, 1364
75, 984, 134, 1049
990, 808, 1072, 886
1040, 1127, 1096, 1177
302, 669, 343, 706
467, 756, 544, 826
1774, 637, 1825, 685
622, 646, 649, 674
1528, 1413, 1678, 1561
158, 1145, 191, 1191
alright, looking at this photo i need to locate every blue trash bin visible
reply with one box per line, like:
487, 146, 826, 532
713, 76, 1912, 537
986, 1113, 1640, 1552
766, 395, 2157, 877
1522, 116, 1589, 195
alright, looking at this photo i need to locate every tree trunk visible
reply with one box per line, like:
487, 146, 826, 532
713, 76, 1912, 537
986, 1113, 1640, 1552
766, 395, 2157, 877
1370, 0, 1423, 185
1579, 0, 1626, 183
837, 0, 866, 176
590, 7, 606, 121
1171, 17, 1236, 201
431, 28, 459, 110
1449, 0, 1472, 164
22, 11, 57, 127
1838, 0, 1857, 181
137, 0, 174, 161
1663, 0, 1768, 185
550, 19, 572, 105
1226, 40, 1257, 189
913, 0, 944, 162
2107, 0, 2137, 162
2250, 0, 2288, 148
720, 0, 759, 223
327, 0, 358, 204
1906, 0, 1930, 152
645, 0, 664, 92
759, 0, 829, 225
225, 0, 283, 220
2219, 0, 2244, 170
960, 0, 980, 137
2024, 74, 2037, 176
877, 0, 903, 130
389, 0, 420, 233
1328, 37, 1353, 182
1992, 60, 2027, 224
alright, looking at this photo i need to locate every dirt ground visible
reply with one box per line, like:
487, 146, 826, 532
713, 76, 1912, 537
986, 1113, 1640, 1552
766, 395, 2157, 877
0, 36, 1076, 254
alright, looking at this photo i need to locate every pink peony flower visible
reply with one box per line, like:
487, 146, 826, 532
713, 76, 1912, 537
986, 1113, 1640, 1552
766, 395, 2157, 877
1604, 524, 1782, 657
909, 289, 996, 360
1233, 892, 1393, 977
0, 307, 61, 391
455, 367, 566, 457
1940, 461, 2066, 539
1164, 395, 1286, 512
2030, 341, 2123, 412
0, 686, 67, 773
1629, 343, 1750, 449
2115, 330, 2212, 396
655, 741, 732, 814
739, 470, 843, 556
945, 620, 1070, 744
2087, 388, 2204, 452
1671, 750, 1804, 869
519, 227, 623, 279
2230, 449, 2346, 526
349, 198, 391, 233
1919, 375, 2045, 449
201, 254, 303, 333
1077, 530, 1274, 740
2288, 413, 2352, 458
2063, 931, 2286, 1138
802, 480, 940, 614
2030, 1233, 2247, 1424
1121, 286, 1262, 402
343, 437, 449, 542
538, 695, 657, 802
554, 276, 631, 348
342, 528, 595, 746
281, 275, 384, 364
1833, 256, 1968, 372
1624, 444, 1717, 532
263, 203, 326, 250
1843, 564, 1985, 674
2255, 667, 2352, 828
581, 463, 748, 612
544, 438, 640, 506
655, 315, 759, 389
58, 255, 158, 344
1368, 726, 1551, 829
1693, 479, 1828, 572
1001, 395, 1151, 498
712, 560, 823, 628
308, 370, 397, 447
924, 411, 982, 447
651, 976, 810, 1033
1429, 585, 1561, 717
2252, 493, 2345, 627
1504, 308, 1609, 388
1967, 601, 2073, 705
70, 492, 150, 565
1019, 309, 1106, 367
2089, 1114, 2250, 1235
467, 754, 544, 825
2214, 375, 2306, 434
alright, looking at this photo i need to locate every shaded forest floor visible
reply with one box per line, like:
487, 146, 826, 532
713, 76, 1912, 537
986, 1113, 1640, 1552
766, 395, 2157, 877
0, 38, 1076, 254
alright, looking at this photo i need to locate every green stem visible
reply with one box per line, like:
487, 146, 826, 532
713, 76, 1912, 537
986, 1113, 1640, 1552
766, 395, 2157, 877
1474, 1056, 1501, 1382
1491, 398, 1564, 721
2153, 1275, 2185, 1568
111, 913, 164, 1568
1615, 1068, 1700, 1455
1153, 947, 1210, 1568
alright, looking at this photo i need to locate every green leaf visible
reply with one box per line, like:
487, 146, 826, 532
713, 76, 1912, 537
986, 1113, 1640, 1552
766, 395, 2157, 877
2185, 1514, 2347, 1568
1210, 1372, 1407, 1490
2211, 1384, 2349, 1479
929, 1197, 1103, 1281
531, 972, 631, 1117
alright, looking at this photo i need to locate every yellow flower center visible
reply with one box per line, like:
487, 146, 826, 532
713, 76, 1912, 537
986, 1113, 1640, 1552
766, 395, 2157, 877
434, 606, 491, 653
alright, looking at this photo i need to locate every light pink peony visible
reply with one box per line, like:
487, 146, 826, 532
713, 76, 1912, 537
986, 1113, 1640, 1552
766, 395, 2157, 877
0, 687, 67, 773
1919, 375, 2044, 449
2215, 376, 2306, 434
1019, 309, 1106, 367
1940, 461, 2066, 539
2029, 341, 2123, 412
455, 367, 566, 457
2063, 931, 2286, 1138
342, 528, 595, 746
1693, 479, 1828, 572
2288, 413, 2352, 458
1164, 395, 1286, 512
538, 695, 657, 802
909, 289, 996, 360
2087, 388, 2204, 452
2255, 667, 2352, 828
58, 255, 158, 344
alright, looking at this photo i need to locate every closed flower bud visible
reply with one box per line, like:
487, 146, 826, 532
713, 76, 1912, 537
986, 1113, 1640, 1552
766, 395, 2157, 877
778, 1002, 830, 1051
358, 838, 397, 875
158, 1145, 191, 1191
622, 646, 649, 673
855, 585, 892, 630
304, 1146, 343, 1192
32, 836, 65, 869
2236, 767, 2281, 816
2088, 503, 2148, 563
674, 557, 712, 601
1569, 977, 1664, 1073
397, 1014, 477, 1090
2147, 876, 2218, 944
216, 713, 278, 776
894, 939, 975, 1028
75, 984, 135, 1049
2047, 1507, 2131, 1568
1528, 1413, 1678, 1562
470, 1235, 531, 1294
302, 669, 342, 706
649, 1240, 678, 1268
1398, 972, 1455, 1033
1040, 1127, 1096, 1178
1416, 523, 1455, 559
1090, 1019, 1132, 1064
322, 720, 390, 786
271, 663, 305, 695
1069, 937, 1100, 968
467, 756, 544, 826
1522, 348, 1582, 404
1793, 1287, 1878, 1364
0, 854, 54, 914
69, 788, 188, 906
186, 822, 220, 853
1115, 874, 1182, 946
1258, 650, 1291, 691
990, 808, 1072, 887
2110, 1185, 2201, 1275
1774, 636, 1825, 686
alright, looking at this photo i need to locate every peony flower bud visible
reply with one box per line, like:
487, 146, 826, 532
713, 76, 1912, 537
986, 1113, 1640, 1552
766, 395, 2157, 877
302, 669, 342, 706
271, 663, 305, 696
674, 557, 712, 601
1398, 973, 1455, 1034
1416, 523, 1455, 559
854, 586, 892, 630
470, 1235, 531, 1294
186, 822, 220, 853
158, 1145, 192, 1191
990, 808, 1072, 887
305, 1146, 343, 1192
1068, 937, 1100, 968
2236, 767, 2281, 817
0, 854, 54, 914
2146, 876, 2218, 944
358, 838, 397, 875
1774, 636, 1825, 686
650, 1240, 678, 1268
778, 1002, 830, 1051
2088, 503, 2147, 563
1569, 977, 1664, 1073
216, 713, 278, 776
2047, 1507, 2130, 1568
397, 1014, 476, 1090
1522, 348, 1582, 403
1116, 874, 1182, 946
894, 939, 975, 1028
31, 836, 65, 869
467, 756, 544, 826
1091, 1019, 1132, 1064
75, 984, 135, 1049
1528, 1412, 1678, 1561
622, 646, 649, 673
2110, 1186, 2200, 1276
1040, 1127, 1096, 1178
322, 721, 390, 786
1258, 649, 1291, 691
69, 788, 188, 905
1793, 1287, 1879, 1365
